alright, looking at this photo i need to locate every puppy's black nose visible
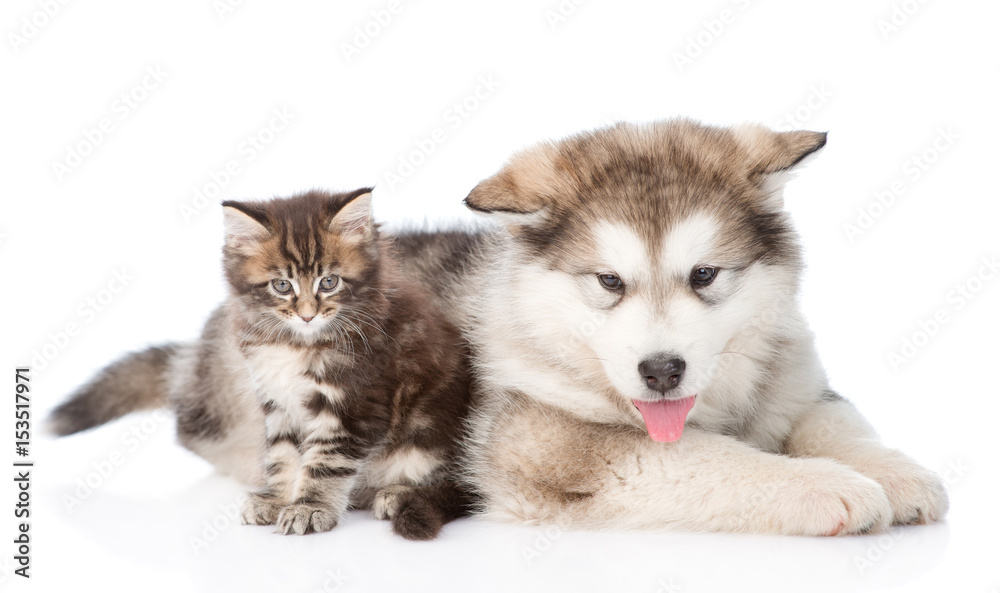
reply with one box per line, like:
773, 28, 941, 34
638, 356, 686, 393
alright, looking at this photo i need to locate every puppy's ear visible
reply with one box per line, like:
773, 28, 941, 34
735, 124, 827, 209
464, 142, 574, 226
736, 125, 827, 175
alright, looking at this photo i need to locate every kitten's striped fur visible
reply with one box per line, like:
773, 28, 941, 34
50, 189, 473, 539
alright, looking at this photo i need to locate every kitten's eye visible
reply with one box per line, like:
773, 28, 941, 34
271, 279, 293, 295
690, 266, 718, 287
319, 275, 340, 293
597, 273, 624, 291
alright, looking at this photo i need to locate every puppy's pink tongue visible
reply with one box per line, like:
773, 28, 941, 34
632, 396, 696, 442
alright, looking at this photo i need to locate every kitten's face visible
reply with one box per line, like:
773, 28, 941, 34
258, 264, 346, 338
221, 189, 381, 343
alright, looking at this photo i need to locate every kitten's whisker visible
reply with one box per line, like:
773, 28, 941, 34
339, 317, 373, 354
346, 311, 396, 347
328, 319, 357, 359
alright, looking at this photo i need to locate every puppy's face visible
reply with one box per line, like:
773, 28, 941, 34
467, 119, 823, 439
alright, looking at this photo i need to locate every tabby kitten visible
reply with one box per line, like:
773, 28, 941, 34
49, 189, 473, 539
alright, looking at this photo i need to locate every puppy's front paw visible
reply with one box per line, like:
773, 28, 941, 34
275, 503, 339, 535
241, 492, 283, 526
777, 459, 893, 536
855, 452, 949, 525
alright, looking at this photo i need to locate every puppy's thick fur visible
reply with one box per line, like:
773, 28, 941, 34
395, 119, 948, 535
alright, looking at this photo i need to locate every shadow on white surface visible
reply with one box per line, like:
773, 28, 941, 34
33, 420, 957, 593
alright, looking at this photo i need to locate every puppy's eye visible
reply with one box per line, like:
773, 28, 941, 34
690, 266, 718, 287
597, 273, 624, 291
319, 275, 340, 292
271, 279, 293, 294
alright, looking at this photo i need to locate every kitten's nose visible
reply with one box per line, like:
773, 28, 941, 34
300, 316, 314, 323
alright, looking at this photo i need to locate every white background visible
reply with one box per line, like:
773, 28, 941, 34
2, 0, 998, 591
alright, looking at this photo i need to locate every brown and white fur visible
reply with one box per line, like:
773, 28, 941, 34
395, 119, 948, 535
49, 189, 473, 540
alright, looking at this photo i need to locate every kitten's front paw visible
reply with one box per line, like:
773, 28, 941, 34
241, 493, 283, 526
373, 484, 414, 520
856, 452, 949, 525
275, 503, 339, 535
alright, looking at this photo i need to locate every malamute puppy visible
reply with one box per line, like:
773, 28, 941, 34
397, 119, 948, 535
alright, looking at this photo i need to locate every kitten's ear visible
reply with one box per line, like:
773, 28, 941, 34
329, 191, 374, 240
222, 202, 271, 249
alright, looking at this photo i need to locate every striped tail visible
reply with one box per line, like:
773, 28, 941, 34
48, 344, 179, 436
